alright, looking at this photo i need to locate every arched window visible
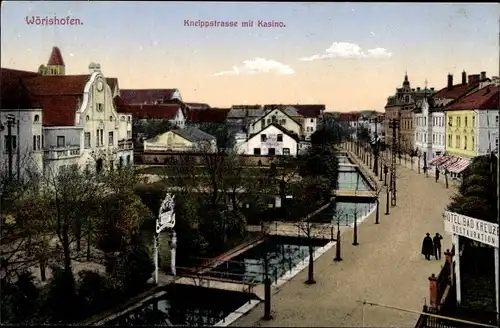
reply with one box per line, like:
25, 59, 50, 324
86, 115, 90, 121
34, 114, 40, 122
271, 115, 277, 124
109, 116, 113, 121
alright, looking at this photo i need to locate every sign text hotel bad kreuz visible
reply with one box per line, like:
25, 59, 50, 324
444, 211, 499, 248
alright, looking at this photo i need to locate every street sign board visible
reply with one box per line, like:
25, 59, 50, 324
444, 211, 499, 248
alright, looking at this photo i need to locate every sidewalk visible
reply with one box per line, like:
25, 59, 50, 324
231, 148, 456, 327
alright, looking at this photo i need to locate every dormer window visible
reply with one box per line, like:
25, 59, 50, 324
34, 114, 40, 123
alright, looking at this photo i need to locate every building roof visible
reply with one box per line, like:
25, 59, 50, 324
0, 68, 39, 108
227, 108, 266, 118
337, 112, 360, 122
172, 127, 216, 142
248, 123, 300, 143
251, 107, 301, 127
231, 104, 262, 110
185, 102, 211, 109
187, 108, 230, 124
120, 89, 179, 105
263, 104, 324, 117
445, 86, 500, 111
47, 46, 65, 66
118, 102, 182, 119
106, 77, 118, 91
432, 83, 478, 102
22, 75, 90, 95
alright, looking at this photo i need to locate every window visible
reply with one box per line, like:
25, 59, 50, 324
283, 148, 290, 156
448, 135, 452, 146
96, 129, 100, 146
34, 114, 40, 122
496, 116, 499, 126
432, 134, 435, 143
253, 148, 261, 155
310, 118, 314, 123
84, 132, 91, 148
456, 135, 460, 148
100, 130, 104, 146
261, 134, 267, 142
471, 136, 475, 150
280, 119, 286, 125
57, 136, 65, 147
448, 117, 452, 126
42, 135, 44, 148
496, 137, 499, 150
464, 117, 468, 127
33, 135, 37, 150
108, 131, 114, 145
457, 117, 461, 127
277, 134, 283, 142
109, 116, 113, 121
268, 148, 276, 156
86, 115, 90, 121
266, 119, 271, 125
472, 116, 476, 127
464, 136, 467, 149
36, 135, 40, 150
97, 103, 103, 112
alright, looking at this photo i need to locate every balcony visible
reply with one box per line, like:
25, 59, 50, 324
118, 139, 134, 150
44, 145, 81, 160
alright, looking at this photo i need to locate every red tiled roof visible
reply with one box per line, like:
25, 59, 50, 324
187, 108, 230, 123
47, 46, 65, 66
0, 68, 39, 108
338, 112, 360, 122
432, 83, 477, 101
106, 78, 118, 91
22, 75, 89, 95
33, 95, 80, 126
118, 102, 182, 119
185, 102, 211, 109
292, 104, 325, 117
120, 89, 179, 105
445, 86, 500, 111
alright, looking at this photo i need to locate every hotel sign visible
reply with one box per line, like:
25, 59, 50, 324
444, 211, 499, 248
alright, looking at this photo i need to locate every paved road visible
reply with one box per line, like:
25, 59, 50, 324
231, 148, 456, 327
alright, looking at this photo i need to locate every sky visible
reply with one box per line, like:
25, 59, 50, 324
1, 1, 499, 112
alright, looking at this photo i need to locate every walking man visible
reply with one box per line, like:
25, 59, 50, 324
421, 233, 434, 260
433, 233, 443, 260
435, 167, 440, 182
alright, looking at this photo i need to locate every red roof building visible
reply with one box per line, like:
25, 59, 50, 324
445, 85, 500, 111
120, 89, 182, 105
187, 108, 230, 124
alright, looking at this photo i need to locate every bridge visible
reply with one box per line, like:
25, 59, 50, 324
334, 189, 376, 198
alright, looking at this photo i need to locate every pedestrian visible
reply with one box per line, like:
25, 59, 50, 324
421, 233, 434, 260
435, 167, 440, 182
433, 233, 443, 260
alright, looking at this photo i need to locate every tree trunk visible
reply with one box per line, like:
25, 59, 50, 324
76, 219, 82, 252
39, 260, 46, 281
87, 217, 92, 261
306, 244, 315, 284
62, 226, 72, 276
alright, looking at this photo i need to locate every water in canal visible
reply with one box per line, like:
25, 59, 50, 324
108, 284, 257, 326
206, 235, 329, 284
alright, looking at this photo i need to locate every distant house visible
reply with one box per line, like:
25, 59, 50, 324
114, 97, 186, 130
226, 105, 265, 133
236, 123, 299, 156
263, 104, 325, 140
119, 89, 183, 105
185, 102, 211, 110
143, 127, 216, 153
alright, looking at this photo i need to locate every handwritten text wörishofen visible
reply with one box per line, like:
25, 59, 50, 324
183, 20, 286, 28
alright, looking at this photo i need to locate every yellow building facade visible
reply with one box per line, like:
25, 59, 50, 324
445, 110, 477, 158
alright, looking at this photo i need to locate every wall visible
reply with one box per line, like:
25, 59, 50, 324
445, 110, 476, 158
476, 110, 499, 155
303, 117, 317, 140
0, 109, 44, 177
431, 112, 446, 156
137, 151, 274, 166
144, 131, 193, 152
169, 108, 185, 129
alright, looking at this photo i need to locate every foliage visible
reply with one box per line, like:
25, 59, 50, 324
198, 122, 235, 149
447, 155, 497, 223
0, 271, 40, 324
76, 270, 123, 319
133, 118, 173, 139
356, 126, 371, 143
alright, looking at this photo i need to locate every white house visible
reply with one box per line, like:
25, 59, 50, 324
475, 109, 499, 155
248, 107, 302, 137
143, 127, 216, 153
237, 124, 299, 156
0, 47, 133, 179
414, 97, 446, 167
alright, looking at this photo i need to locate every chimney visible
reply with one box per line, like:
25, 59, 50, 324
468, 74, 480, 87
462, 71, 467, 84
447, 74, 453, 90
417, 87, 421, 91
430, 87, 435, 91
480, 71, 487, 81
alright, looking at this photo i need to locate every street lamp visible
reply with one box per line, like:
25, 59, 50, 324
154, 193, 177, 284
383, 165, 388, 186
334, 218, 342, 262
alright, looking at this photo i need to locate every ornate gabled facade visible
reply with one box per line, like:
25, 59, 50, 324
0, 47, 133, 179
384, 72, 435, 152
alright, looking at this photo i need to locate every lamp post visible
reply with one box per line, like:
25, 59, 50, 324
385, 186, 390, 215
383, 165, 388, 186
417, 149, 422, 174
154, 193, 177, 285
375, 198, 380, 224
334, 218, 342, 262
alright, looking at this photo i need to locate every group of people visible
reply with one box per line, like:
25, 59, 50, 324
421, 232, 443, 260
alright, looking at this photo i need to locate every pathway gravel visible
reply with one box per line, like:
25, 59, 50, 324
231, 149, 456, 327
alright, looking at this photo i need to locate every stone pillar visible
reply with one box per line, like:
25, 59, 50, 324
429, 274, 438, 307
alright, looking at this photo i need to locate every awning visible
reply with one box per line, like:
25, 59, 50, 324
429, 155, 445, 166
434, 155, 452, 167
441, 157, 459, 169
447, 158, 471, 174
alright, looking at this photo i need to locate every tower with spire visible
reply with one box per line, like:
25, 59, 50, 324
38, 46, 65, 76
